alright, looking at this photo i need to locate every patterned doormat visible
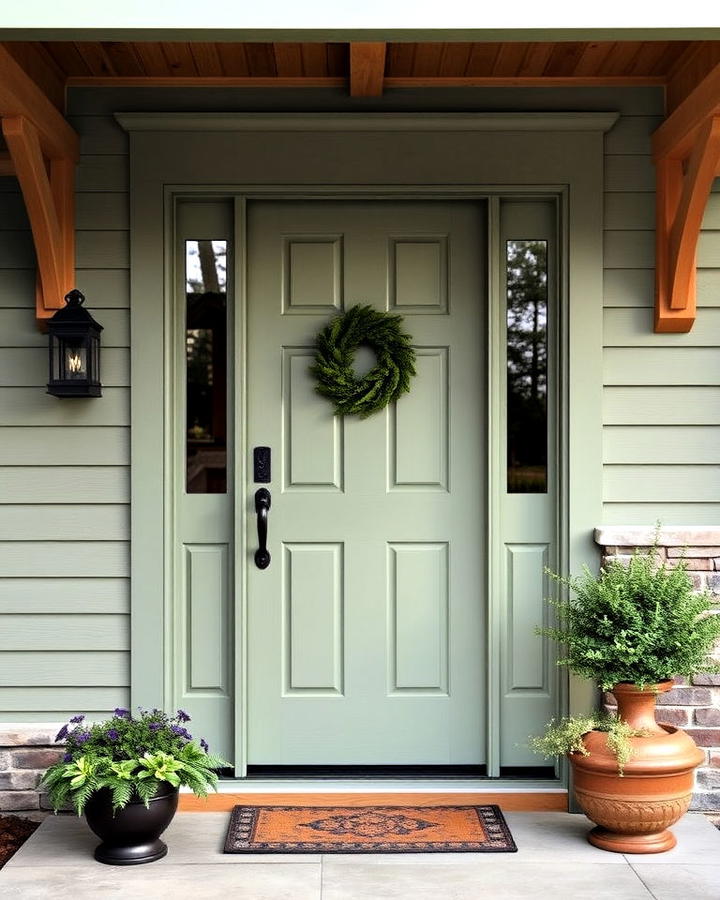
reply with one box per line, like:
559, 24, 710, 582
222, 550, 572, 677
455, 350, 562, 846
223, 805, 517, 853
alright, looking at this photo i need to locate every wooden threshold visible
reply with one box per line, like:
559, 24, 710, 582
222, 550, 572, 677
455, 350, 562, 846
179, 791, 568, 812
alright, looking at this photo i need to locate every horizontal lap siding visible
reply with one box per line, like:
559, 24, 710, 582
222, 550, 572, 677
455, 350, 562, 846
0, 113, 130, 720
603, 110, 720, 525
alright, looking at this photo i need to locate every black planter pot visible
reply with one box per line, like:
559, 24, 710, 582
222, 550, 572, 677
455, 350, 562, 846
84, 783, 179, 865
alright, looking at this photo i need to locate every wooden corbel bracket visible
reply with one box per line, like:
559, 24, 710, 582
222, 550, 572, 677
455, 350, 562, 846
2, 115, 76, 325
0, 44, 79, 325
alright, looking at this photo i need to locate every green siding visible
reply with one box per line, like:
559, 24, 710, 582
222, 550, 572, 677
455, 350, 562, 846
1, 83, 714, 722
603, 109, 720, 525
0, 111, 130, 721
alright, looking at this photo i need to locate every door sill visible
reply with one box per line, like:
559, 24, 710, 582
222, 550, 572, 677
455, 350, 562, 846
179, 780, 568, 812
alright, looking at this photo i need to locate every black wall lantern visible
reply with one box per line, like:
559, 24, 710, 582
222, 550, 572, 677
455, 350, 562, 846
47, 289, 103, 397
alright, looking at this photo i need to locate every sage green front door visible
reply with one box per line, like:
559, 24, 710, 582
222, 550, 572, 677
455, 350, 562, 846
246, 200, 486, 765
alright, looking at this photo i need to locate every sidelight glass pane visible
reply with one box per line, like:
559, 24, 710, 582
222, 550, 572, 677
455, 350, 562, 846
506, 239, 548, 494
186, 239, 228, 494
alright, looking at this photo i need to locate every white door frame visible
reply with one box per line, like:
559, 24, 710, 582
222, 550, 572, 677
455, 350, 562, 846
121, 112, 616, 785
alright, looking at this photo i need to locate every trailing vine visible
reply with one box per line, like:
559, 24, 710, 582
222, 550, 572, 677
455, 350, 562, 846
310, 304, 416, 418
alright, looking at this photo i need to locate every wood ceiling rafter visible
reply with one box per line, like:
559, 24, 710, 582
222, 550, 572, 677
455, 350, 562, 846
349, 43, 387, 96
0, 44, 79, 323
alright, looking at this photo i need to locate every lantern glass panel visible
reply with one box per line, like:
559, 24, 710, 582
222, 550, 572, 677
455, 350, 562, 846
64, 341, 88, 379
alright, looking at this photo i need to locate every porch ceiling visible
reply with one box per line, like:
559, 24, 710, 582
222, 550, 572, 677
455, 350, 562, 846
2, 39, 716, 109
1, 37, 720, 332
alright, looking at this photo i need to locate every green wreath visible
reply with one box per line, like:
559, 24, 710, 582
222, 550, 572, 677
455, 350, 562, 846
310, 304, 417, 418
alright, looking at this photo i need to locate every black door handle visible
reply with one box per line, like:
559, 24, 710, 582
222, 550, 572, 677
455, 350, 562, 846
254, 488, 271, 570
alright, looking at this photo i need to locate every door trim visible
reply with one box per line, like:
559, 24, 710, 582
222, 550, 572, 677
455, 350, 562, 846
124, 113, 613, 784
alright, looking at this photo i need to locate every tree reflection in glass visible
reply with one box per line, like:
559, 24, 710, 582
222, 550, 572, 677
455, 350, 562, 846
506, 240, 548, 494
186, 239, 227, 494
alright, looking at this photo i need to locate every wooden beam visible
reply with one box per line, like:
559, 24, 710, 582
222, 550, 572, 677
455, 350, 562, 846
350, 42, 386, 97
2, 115, 74, 317
652, 58, 720, 162
0, 44, 78, 162
654, 117, 720, 333
0, 151, 14, 176
65, 75, 345, 89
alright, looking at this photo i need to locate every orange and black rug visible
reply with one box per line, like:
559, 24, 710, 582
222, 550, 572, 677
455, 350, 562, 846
223, 805, 517, 853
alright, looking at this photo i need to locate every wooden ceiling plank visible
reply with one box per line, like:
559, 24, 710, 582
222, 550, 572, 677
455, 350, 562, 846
437, 41, 472, 77
516, 43, 555, 77
73, 41, 115, 77
491, 43, 529, 77
2, 42, 66, 112
188, 43, 224, 77
625, 41, 674, 77
40, 41, 92, 77
100, 42, 144, 77
300, 43, 328, 77
215, 43, 250, 77
385, 42, 416, 78
412, 42, 444, 78
159, 43, 198, 78
649, 41, 693, 77
244, 44, 278, 78
666, 41, 720, 113
571, 42, 614, 76
596, 41, 644, 76
542, 41, 586, 77
132, 42, 172, 77
465, 43, 502, 77
350, 42, 386, 97
0, 45, 78, 160
273, 43, 304, 77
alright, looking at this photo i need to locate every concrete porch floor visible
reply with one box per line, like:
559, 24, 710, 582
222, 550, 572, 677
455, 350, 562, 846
1, 811, 719, 899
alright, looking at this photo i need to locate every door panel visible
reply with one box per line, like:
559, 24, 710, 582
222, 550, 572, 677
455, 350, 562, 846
246, 200, 486, 765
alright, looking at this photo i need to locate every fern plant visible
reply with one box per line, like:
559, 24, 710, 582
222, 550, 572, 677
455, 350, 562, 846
41, 708, 230, 815
538, 538, 720, 690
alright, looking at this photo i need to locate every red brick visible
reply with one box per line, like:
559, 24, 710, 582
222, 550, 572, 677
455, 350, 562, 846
658, 687, 712, 705
684, 728, 720, 747
709, 752, 720, 767
656, 707, 689, 726
696, 708, 720, 726
667, 547, 720, 557
0, 770, 41, 790
693, 674, 720, 686
11, 748, 64, 769
0, 790, 39, 811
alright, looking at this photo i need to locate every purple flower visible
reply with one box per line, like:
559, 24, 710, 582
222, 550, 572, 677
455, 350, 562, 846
75, 732, 90, 745
69, 714, 85, 724
55, 724, 69, 743
149, 722, 162, 732
170, 725, 191, 740
114, 707, 131, 719
176, 709, 191, 723
107, 729, 119, 741
63, 753, 72, 762
200, 738, 209, 753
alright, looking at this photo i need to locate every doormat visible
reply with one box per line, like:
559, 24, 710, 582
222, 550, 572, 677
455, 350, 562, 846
223, 805, 517, 853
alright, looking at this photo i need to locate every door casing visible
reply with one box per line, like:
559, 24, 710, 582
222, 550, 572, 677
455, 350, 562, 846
123, 112, 616, 785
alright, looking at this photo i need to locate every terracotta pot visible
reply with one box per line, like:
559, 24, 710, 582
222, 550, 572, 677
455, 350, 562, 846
84, 782, 179, 865
570, 680, 704, 854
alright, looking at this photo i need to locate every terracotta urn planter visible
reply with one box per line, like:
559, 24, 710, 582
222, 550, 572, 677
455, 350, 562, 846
570, 680, 704, 853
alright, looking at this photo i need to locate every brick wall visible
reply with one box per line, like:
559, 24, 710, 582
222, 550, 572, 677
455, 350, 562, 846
595, 527, 720, 811
0, 726, 64, 813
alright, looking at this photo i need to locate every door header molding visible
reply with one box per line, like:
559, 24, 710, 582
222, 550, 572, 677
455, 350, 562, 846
115, 111, 619, 134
